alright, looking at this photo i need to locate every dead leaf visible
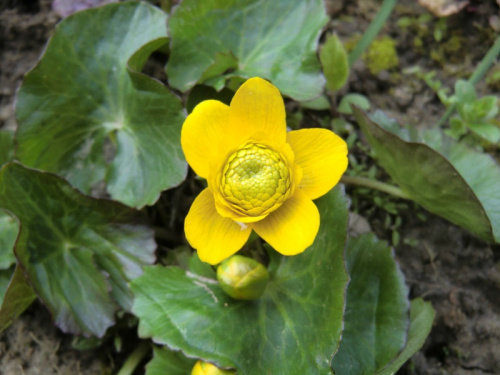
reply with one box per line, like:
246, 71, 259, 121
417, 0, 469, 17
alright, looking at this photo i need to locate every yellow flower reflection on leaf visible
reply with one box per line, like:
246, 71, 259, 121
182, 77, 348, 265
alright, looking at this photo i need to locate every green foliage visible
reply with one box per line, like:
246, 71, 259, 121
377, 298, 435, 375
0, 162, 156, 337
320, 34, 349, 92
332, 234, 411, 374
354, 107, 500, 243
166, 0, 328, 101
131, 187, 349, 375
0, 1, 465, 372
15, 2, 187, 208
0, 130, 14, 167
446, 80, 500, 143
145, 346, 196, 375
0, 266, 36, 333
338, 94, 371, 114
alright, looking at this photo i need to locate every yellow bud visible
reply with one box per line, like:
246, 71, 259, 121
191, 360, 235, 375
217, 255, 270, 300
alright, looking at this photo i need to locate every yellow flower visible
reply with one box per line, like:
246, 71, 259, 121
182, 77, 348, 265
191, 360, 235, 375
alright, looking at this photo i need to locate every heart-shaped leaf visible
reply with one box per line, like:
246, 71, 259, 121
131, 186, 349, 374
145, 346, 196, 375
0, 162, 156, 337
166, 0, 328, 101
353, 107, 500, 242
331, 234, 409, 374
15, 2, 187, 208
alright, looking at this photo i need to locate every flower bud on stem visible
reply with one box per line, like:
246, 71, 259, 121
217, 255, 270, 300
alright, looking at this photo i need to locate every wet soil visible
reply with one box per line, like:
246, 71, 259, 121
1, 0, 499, 374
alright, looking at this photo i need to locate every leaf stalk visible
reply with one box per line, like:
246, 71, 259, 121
341, 175, 411, 200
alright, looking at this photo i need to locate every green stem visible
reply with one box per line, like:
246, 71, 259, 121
341, 175, 411, 200
437, 34, 500, 126
116, 341, 151, 375
348, 0, 397, 66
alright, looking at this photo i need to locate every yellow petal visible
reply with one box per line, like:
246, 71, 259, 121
252, 189, 319, 256
229, 77, 287, 145
287, 128, 348, 200
181, 100, 234, 179
185, 188, 252, 265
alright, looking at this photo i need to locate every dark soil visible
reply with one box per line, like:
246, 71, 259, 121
1, 0, 499, 374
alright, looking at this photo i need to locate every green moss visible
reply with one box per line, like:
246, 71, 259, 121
363, 36, 399, 75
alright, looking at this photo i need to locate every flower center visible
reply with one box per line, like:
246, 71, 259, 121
220, 143, 292, 216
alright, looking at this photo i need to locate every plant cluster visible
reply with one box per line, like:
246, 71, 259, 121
0, 0, 499, 374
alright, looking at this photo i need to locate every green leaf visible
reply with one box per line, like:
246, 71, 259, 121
145, 346, 196, 375
331, 234, 409, 375
468, 122, 500, 143
15, 2, 187, 208
353, 107, 500, 242
454, 80, 476, 103
166, 0, 328, 101
0, 210, 18, 270
0, 130, 14, 167
377, 298, 435, 375
300, 95, 331, 110
0, 162, 156, 337
320, 34, 349, 92
0, 269, 12, 306
338, 94, 371, 115
470, 96, 499, 120
131, 187, 349, 375
0, 265, 36, 333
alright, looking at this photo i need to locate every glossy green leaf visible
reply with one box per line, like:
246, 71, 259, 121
131, 187, 349, 375
0, 265, 36, 333
166, 0, 328, 101
353, 107, 499, 242
0, 130, 14, 167
377, 298, 435, 375
331, 234, 409, 375
320, 34, 349, 92
15, 2, 187, 208
0, 162, 156, 337
145, 346, 196, 375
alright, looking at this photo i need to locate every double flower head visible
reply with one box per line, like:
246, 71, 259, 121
182, 78, 348, 265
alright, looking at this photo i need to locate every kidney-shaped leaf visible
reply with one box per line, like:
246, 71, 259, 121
16, 2, 187, 208
353, 107, 499, 242
331, 234, 409, 374
0, 162, 156, 337
166, 0, 328, 101
131, 186, 349, 375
